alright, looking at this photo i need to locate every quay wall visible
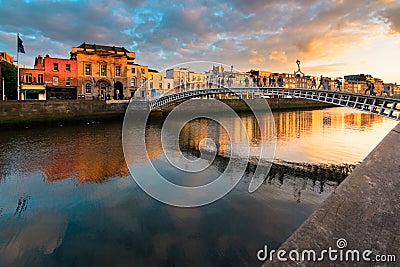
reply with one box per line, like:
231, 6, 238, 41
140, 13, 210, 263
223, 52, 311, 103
0, 100, 127, 126
0, 98, 332, 127
265, 122, 400, 266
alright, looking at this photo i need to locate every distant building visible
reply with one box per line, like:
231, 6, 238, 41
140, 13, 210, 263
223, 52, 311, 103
38, 55, 78, 99
344, 74, 384, 94
19, 66, 46, 100
0, 52, 13, 64
70, 43, 148, 100
128, 63, 148, 98
0, 52, 15, 100
166, 68, 207, 91
207, 65, 249, 88
139, 69, 176, 98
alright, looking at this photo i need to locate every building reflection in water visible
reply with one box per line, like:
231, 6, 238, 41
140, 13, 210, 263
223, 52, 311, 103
178, 107, 393, 163
0, 107, 394, 184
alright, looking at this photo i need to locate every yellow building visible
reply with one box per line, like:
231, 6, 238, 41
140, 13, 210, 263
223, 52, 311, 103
140, 69, 175, 98
70, 43, 148, 100
166, 68, 207, 91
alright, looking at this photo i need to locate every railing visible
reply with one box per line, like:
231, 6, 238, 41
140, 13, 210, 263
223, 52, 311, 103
145, 87, 400, 121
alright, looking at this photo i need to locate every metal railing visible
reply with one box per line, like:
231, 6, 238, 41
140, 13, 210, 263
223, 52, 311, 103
145, 87, 400, 121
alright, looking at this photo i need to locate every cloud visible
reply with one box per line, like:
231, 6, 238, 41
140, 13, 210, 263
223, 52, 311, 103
269, 50, 287, 63
0, 0, 399, 81
381, 4, 400, 33
249, 49, 266, 65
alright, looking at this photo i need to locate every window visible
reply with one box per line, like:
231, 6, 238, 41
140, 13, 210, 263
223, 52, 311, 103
85, 63, 91, 76
66, 77, 71, 86
100, 64, 106, 76
66, 64, 70, 72
85, 83, 92, 94
115, 65, 121, 76
53, 76, 59, 86
131, 78, 136, 87
38, 74, 43, 84
141, 68, 145, 74
150, 82, 153, 88
131, 68, 135, 73
53, 63, 58, 71
167, 83, 171, 89
25, 73, 32, 83
159, 83, 162, 89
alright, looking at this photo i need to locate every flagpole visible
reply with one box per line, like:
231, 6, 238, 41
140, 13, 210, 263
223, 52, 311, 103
17, 33, 20, 100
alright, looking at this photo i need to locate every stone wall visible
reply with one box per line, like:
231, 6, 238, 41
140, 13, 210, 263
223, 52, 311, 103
0, 98, 332, 127
0, 100, 128, 126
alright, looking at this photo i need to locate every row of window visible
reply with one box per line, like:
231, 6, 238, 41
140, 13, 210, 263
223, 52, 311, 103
52, 77, 72, 86
84, 83, 109, 94
84, 64, 146, 76
25, 73, 43, 84
149, 82, 172, 89
24, 73, 72, 86
53, 63, 71, 72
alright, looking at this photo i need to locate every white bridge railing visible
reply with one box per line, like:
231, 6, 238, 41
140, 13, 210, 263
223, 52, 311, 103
145, 87, 400, 121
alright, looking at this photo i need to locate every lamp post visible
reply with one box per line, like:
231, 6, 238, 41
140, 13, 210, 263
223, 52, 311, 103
2, 77, 5, 100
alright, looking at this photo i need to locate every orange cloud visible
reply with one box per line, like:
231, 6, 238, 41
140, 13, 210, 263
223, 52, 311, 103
269, 50, 287, 63
249, 49, 266, 64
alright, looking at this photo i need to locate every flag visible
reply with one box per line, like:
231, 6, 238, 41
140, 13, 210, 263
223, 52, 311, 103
18, 35, 25, 54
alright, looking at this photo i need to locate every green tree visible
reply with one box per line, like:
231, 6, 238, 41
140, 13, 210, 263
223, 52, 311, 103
1, 61, 17, 100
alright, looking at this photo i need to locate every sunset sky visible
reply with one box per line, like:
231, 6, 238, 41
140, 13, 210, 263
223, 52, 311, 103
0, 0, 399, 82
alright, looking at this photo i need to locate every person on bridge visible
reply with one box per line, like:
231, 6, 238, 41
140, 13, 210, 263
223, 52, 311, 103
335, 79, 342, 91
271, 77, 276, 87
311, 78, 317, 89
381, 84, 390, 96
317, 75, 324, 90
278, 76, 283, 87
365, 82, 376, 96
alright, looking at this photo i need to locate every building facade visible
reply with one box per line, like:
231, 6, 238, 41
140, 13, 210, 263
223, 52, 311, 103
344, 74, 384, 94
19, 66, 46, 100
0, 52, 13, 64
70, 43, 148, 100
166, 68, 207, 92
39, 55, 78, 99
208, 65, 250, 88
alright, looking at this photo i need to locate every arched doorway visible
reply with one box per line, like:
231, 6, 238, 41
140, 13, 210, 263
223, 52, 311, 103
97, 79, 112, 100
114, 81, 123, 100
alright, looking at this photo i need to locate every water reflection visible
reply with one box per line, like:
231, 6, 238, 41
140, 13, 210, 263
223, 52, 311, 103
0, 123, 129, 183
0, 107, 393, 185
0, 107, 397, 266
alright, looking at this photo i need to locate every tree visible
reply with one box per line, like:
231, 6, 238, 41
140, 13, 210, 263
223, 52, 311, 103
1, 61, 17, 100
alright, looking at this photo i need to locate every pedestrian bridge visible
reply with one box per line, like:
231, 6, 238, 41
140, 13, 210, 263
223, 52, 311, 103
144, 87, 400, 121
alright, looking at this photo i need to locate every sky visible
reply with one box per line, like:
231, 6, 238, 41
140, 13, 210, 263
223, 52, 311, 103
0, 0, 399, 83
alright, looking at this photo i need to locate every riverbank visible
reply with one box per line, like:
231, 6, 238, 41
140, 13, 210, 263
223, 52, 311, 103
265, 122, 400, 266
0, 99, 332, 128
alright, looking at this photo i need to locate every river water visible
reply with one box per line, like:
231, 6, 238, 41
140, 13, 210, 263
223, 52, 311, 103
0, 107, 396, 266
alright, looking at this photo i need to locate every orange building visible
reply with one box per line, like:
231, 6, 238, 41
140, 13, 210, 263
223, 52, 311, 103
70, 43, 148, 100
0, 52, 13, 64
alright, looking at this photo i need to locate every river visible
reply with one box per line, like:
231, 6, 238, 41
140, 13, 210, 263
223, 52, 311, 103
0, 106, 396, 266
